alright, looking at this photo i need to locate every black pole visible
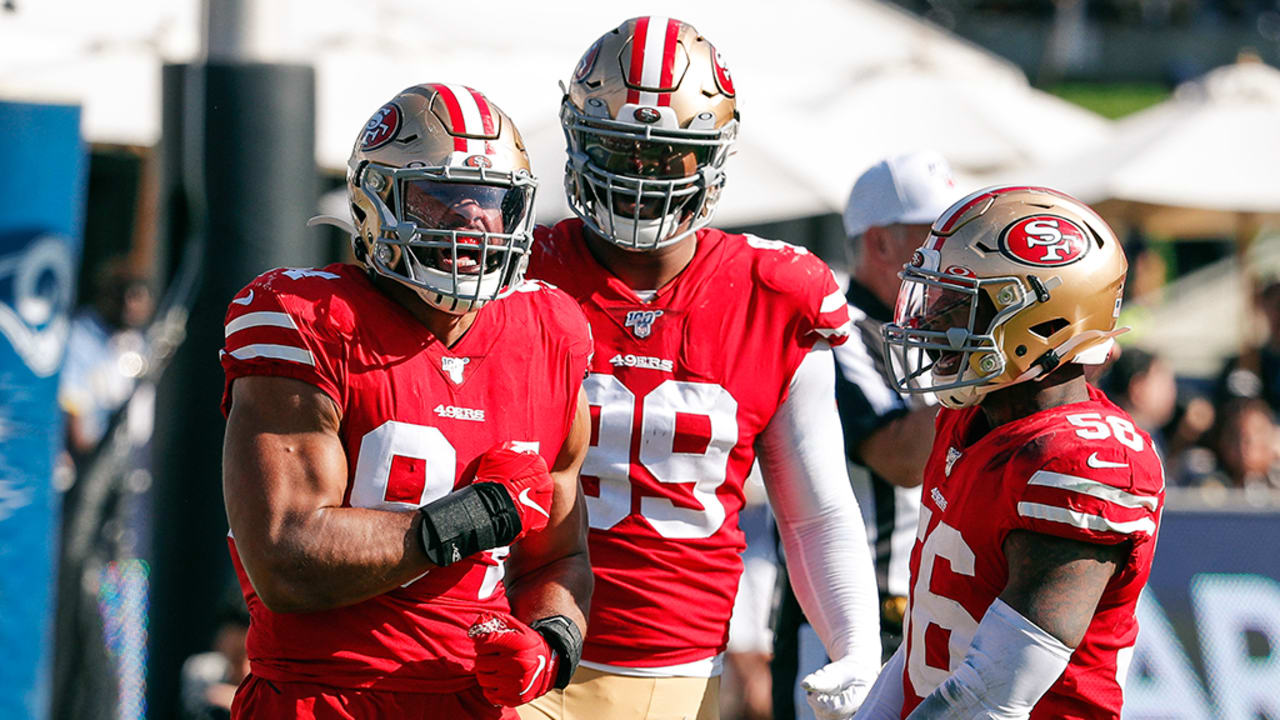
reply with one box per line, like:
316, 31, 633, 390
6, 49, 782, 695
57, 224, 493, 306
149, 61, 322, 720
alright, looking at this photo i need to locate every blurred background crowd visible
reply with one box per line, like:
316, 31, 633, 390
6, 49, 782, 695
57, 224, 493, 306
1, 0, 1278, 718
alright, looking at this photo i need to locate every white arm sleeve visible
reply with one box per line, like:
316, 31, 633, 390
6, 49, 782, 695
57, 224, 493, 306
904, 599, 1073, 720
852, 645, 907, 720
757, 343, 881, 673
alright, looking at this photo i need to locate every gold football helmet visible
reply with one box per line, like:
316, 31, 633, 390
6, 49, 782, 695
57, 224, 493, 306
319, 83, 537, 314
882, 186, 1129, 409
561, 16, 738, 250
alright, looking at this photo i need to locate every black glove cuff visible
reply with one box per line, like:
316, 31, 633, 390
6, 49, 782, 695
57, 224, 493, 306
531, 615, 584, 689
417, 482, 522, 567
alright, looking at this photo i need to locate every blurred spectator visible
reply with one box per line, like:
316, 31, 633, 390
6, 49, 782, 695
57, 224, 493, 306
1214, 398, 1280, 490
1101, 348, 1178, 451
180, 588, 250, 720
1176, 397, 1280, 494
1101, 346, 1216, 480
1214, 279, 1280, 415
58, 258, 154, 465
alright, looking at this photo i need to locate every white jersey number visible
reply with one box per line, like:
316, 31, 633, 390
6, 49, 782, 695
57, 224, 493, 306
1065, 412, 1144, 452
349, 420, 506, 598
908, 505, 981, 694
582, 374, 738, 539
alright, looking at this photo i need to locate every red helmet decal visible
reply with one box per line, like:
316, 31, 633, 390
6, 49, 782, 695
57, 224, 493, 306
710, 44, 735, 97
574, 38, 602, 82
999, 215, 1090, 267
945, 265, 976, 277
361, 103, 401, 151
632, 106, 661, 123
464, 155, 492, 168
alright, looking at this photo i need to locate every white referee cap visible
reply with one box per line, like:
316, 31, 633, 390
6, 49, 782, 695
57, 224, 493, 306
843, 150, 959, 238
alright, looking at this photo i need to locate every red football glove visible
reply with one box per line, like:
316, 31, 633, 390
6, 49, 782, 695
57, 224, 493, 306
469, 612, 560, 706
475, 442, 553, 541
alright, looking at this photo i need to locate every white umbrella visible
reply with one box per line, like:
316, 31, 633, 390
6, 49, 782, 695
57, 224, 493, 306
0, 0, 1112, 225
749, 57, 1113, 211
999, 58, 1280, 224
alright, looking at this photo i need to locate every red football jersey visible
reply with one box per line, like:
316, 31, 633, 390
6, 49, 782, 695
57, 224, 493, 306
528, 219, 851, 668
220, 263, 591, 693
900, 385, 1164, 719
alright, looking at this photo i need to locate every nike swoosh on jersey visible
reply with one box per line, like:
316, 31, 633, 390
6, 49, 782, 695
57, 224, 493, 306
520, 655, 547, 695
518, 488, 550, 518
232, 289, 254, 306
1086, 452, 1129, 469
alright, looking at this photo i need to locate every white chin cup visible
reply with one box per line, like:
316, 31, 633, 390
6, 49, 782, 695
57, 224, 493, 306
408, 264, 505, 315
593, 204, 684, 251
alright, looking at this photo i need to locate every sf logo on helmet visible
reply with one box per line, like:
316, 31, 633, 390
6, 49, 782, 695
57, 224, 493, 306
361, 103, 402, 151
1000, 215, 1089, 267
624, 309, 664, 338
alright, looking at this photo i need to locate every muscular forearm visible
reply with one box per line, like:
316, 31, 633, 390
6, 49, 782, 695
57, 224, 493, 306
858, 405, 936, 487
505, 549, 592, 633
241, 506, 430, 613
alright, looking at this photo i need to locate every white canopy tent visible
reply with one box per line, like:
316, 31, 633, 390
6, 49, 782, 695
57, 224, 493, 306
995, 58, 1280, 235
0, 0, 1112, 226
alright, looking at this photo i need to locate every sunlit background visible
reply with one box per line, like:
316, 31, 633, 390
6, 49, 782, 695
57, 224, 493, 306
1, 1, 1278, 718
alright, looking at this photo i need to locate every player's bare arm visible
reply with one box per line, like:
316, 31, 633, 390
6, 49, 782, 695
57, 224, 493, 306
904, 531, 1125, 719
223, 375, 430, 614
857, 405, 937, 488
505, 387, 592, 633
1000, 529, 1126, 648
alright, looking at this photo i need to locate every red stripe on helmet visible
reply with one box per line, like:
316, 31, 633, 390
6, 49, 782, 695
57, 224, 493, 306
430, 83, 468, 152
657, 18, 680, 106
628, 17, 651, 87
466, 87, 496, 137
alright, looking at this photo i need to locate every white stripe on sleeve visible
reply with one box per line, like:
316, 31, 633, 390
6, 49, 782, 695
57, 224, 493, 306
228, 343, 315, 366
225, 311, 298, 338
812, 321, 852, 339
820, 289, 846, 314
1016, 502, 1156, 536
1027, 470, 1159, 511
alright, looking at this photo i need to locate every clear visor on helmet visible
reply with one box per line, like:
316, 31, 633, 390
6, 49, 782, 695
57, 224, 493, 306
397, 178, 530, 276
883, 266, 1011, 396
580, 133, 712, 181
359, 164, 536, 310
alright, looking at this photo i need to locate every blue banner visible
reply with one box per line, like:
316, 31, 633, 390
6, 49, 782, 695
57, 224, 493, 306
0, 101, 87, 719
1125, 507, 1280, 718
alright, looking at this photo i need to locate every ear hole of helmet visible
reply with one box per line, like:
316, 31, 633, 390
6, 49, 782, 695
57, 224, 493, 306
1030, 318, 1070, 339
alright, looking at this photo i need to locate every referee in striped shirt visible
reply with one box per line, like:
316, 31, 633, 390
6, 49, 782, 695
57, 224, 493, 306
773, 151, 963, 720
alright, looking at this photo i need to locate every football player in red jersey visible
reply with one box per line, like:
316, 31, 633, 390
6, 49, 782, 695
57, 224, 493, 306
521, 17, 881, 720
220, 84, 594, 719
851, 186, 1164, 720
